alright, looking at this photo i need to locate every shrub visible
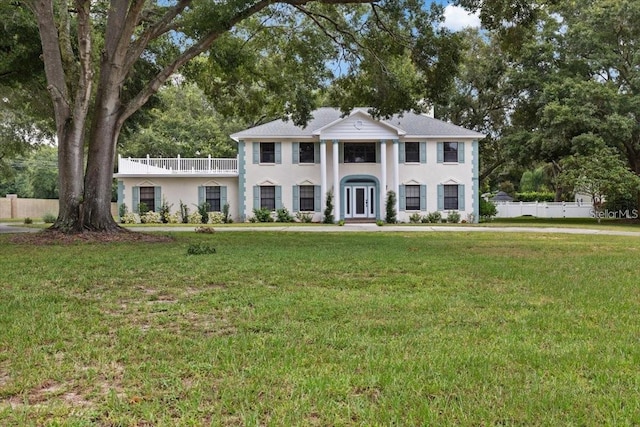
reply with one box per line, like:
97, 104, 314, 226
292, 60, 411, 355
42, 213, 57, 224
179, 200, 189, 224
196, 202, 210, 224
323, 190, 334, 224
447, 211, 461, 223
385, 191, 397, 224
195, 226, 215, 234
167, 212, 181, 224
295, 212, 313, 223
409, 212, 422, 223
376, 219, 384, 226
118, 203, 128, 222
23, 217, 33, 224
159, 197, 173, 224
338, 219, 345, 226
276, 208, 294, 223
141, 211, 162, 224
425, 211, 442, 223
253, 208, 274, 222
208, 212, 225, 224
188, 212, 202, 224
122, 213, 140, 224
222, 203, 231, 223
186, 243, 216, 255
480, 198, 497, 221
515, 191, 555, 202
137, 202, 149, 215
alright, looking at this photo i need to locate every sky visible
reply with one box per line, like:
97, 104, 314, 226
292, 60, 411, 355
433, 1, 482, 31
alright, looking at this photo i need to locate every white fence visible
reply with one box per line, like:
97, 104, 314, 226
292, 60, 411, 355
495, 201, 593, 218
118, 155, 238, 175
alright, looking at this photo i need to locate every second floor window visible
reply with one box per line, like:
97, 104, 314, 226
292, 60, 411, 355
344, 142, 376, 163
299, 143, 315, 163
443, 142, 458, 163
405, 142, 420, 163
260, 142, 275, 163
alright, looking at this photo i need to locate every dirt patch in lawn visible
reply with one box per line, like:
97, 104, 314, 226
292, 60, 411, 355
10, 229, 174, 245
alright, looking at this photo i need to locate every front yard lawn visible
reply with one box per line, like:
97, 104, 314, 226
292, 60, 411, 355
1, 231, 639, 425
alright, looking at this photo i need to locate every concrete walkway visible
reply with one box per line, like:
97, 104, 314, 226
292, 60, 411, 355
2, 222, 639, 237
128, 223, 640, 237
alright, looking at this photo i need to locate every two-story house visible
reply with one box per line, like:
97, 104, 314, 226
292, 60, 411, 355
115, 107, 485, 223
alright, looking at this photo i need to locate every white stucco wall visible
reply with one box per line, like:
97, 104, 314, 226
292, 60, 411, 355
240, 137, 477, 222
118, 176, 239, 221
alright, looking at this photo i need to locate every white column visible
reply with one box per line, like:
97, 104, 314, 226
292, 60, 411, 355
392, 139, 400, 213
320, 140, 327, 212
380, 140, 387, 219
332, 140, 340, 222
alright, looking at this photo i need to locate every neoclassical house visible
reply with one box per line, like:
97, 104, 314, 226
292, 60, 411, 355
115, 107, 485, 223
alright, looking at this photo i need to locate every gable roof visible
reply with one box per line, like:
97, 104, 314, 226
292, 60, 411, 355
231, 107, 485, 141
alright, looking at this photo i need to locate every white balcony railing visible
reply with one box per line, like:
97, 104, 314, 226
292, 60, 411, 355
117, 155, 238, 175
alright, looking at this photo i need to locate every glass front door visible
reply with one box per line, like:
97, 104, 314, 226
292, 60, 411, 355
345, 185, 375, 219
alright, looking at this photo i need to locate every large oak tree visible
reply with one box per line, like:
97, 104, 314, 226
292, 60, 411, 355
22, 0, 459, 233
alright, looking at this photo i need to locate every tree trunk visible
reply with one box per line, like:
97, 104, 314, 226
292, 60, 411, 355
52, 125, 85, 232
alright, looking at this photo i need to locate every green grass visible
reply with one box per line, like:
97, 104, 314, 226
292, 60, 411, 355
1, 231, 639, 425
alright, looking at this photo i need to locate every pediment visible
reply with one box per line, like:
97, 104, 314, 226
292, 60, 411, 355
202, 179, 221, 187
259, 179, 277, 186
136, 180, 156, 186
298, 179, 315, 186
313, 110, 405, 141
403, 179, 421, 185
442, 178, 461, 185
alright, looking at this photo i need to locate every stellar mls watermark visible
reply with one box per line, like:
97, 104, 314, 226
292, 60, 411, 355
590, 209, 639, 219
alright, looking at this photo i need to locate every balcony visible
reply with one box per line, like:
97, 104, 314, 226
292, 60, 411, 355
116, 155, 238, 176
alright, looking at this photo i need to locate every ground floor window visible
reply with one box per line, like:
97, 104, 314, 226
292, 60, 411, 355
444, 185, 459, 210
260, 186, 276, 210
405, 185, 421, 210
139, 186, 156, 212
206, 186, 221, 211
299, 185, 315, 211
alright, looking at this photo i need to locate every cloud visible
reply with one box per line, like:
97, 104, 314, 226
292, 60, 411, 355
441, 5, 481, 31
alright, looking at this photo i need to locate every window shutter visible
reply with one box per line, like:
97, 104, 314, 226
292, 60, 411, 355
338, 142, 344, 163
376, 141, 381, 163
399, 142, 405, 163
292, 185, 300, 212
253, 142, 259, 164
132, 186, 140, 213
198, 186, 205, 205
420, 185, 427, 210
399, 185, 406, 211
275, 186, 282, 209
314, 143, 320, 164
437, 142, 444, 163
292, 142, 299, 164
437, 184, 444, 210
458, 185, 465, 211
117, 180, 125, 210
275, 143, 282, 164
220, 186, 227, 207
154, 186, 162, 212
458, 142, 465, 163
420, 142, 427, 163
253, 186, 259, 210
314, 185, 321, 212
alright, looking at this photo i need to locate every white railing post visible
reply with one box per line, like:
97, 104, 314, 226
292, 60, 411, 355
146, 154, 150, 173
177, 154, 181, 172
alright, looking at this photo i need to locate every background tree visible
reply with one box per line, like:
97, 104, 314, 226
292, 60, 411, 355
559, 147, 640, 221
119, 82, 241, 158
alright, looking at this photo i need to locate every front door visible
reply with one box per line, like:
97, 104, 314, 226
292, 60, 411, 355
345, 185, 376, 219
